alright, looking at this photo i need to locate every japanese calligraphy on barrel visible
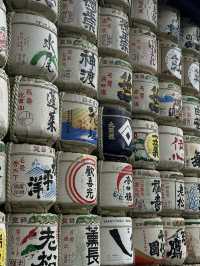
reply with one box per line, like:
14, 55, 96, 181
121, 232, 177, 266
98, 57, 132, 109
158, 81, 182, 124
131, 0, 158, 30
132, 119, 159, 169
98, 161, 133, 213
56, 152, 97, 213
184, 175, 200, 217
182, 20, 200, 55
0, 69, 9, 139
162, 217, 186, 265
181, 96, 200, 134
158, 6, 180, 43
8, 13, 58, 82
158, 126, 184, 170
98, 105, 133, 161
0, 1, 7, 67
58, 0, 98, 42
60, 93, 98, 154
132, 73, 159, 119
159, 39, 182, 82
10, 77, 59, 145
160, 171, 185, 216
133, 217, 165, 265
60, 215, 100, 266
0, 142, 5, 205
6, 0, 58, 22
132, 169, 161, 216
6, 143, 56, 212
184, 135, 200, 175
185, 219, 200, 264
98, 6, 129, 59
100, 217, 133, 265
7, 213, 58, 266
182, 54, 200, 96
57, 36, 98, 97
129, 25, 158, 74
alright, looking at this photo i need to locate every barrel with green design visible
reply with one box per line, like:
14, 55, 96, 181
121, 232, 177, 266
60, 215, 100, 266
7, 213, 58, 266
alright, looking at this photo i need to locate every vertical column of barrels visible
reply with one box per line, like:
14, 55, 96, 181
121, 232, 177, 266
3, 1, 60, 265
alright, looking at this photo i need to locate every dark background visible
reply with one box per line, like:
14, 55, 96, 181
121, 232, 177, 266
160, 0, 200, 25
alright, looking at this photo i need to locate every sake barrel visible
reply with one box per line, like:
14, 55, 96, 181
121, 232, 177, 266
98, 161, 133, 214
132, 73, 159, 119
185, 219, 200, 264
57, 36, 98, 97
160, 171, 185, 216
181, 96, 200, 134
159, 39, 182, 82
98, 57, 132, 109
60, 93, 98, 154
7, 0, 58, 22
182, 54, 200, 96
0, 142, 6, 205
60, 215, 100, 266
99, 105, 133, 161
184, 135, 200, 175
8, 13, 58, 82
10, 77, 59, 145
158, 126, 184, 170
7, 213, 58, 266
132, 119, 159, 169
0, 1, 7, 67
129, 25, 158, 74
158, 81, 182, 124
184, 175, 200, 217
0, 69, 9, 139
182, 20, 200, 55
131, 0, 158, 30
98, 6, 129, 59
58, 0, 98, 42
100, 217, 133, 265
133, 217, 165, 265
0, 212, 6, 266
56, 152, 97, 213
6, 143, 56, 212
132, 169, 161, 216
158, 6, 180, 43
162, 217, 186, 266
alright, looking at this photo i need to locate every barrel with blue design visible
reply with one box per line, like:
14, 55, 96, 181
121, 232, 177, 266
99, 105, 133, 161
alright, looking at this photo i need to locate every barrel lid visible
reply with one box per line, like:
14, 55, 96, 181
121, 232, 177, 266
99, 57, 132, 69
10, 143, 55, 157
17, 77, 58, 92
59, 152, 97, 163
99, 161, 132, 173
7, 213, 58, 225
132, 217, 163, 226
159, 126, 183, 135
159, 81, 181, 92
185, 219, 200, 225
160, 171, 183, 179
134, 169, 160, 178
130, 26, 156, 38
182, 95, 199, 103
133, 73, 158, 84
61, 93, 98, 108
162, 217, 185, 227
62, 215, 100, 225
58, 36, 98, 54
102, 105, 131, 117
133, 119, 158, 130
184, 135, 200, 144
0, 141, 5, 153
99, 6, 128, 20
11, 13, 57, 35
101, 217, 132, 227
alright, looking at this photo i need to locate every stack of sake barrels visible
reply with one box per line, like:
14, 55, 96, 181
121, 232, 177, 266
3, 0, 60, 265
98, 0, 134, 265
